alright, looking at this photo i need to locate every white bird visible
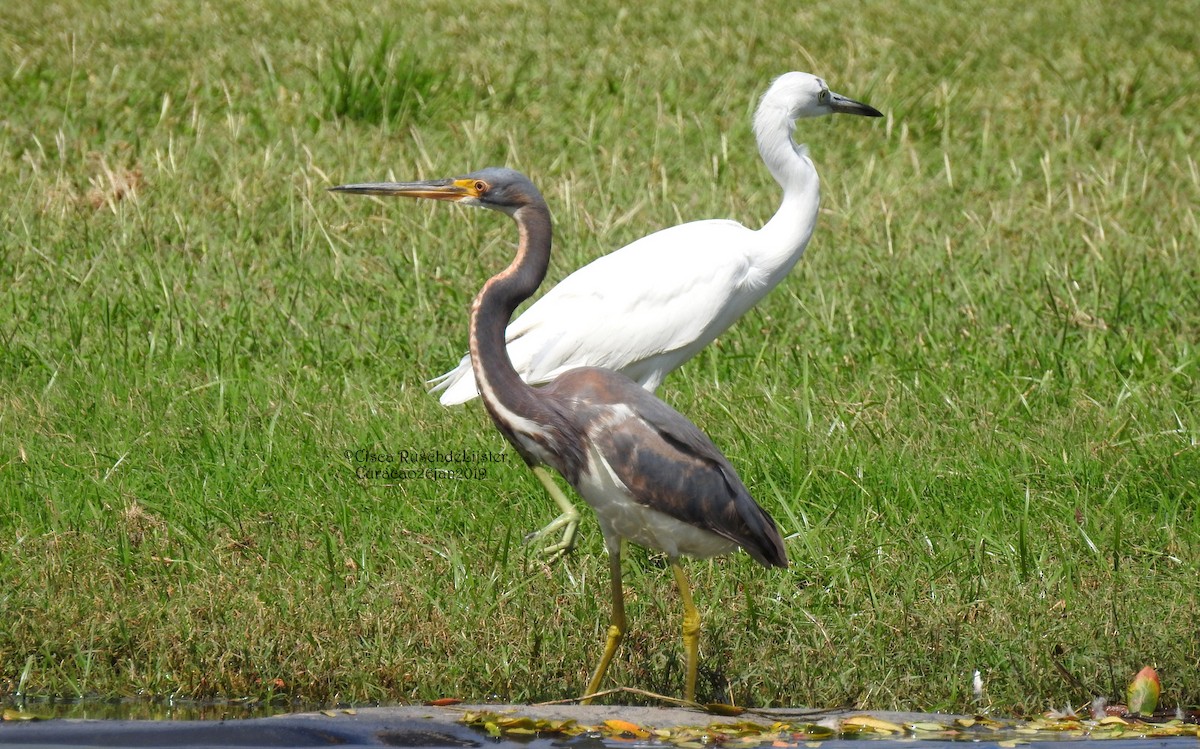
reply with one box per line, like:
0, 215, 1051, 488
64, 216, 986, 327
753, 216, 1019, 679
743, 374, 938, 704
432, 72, 881, 557
431, 73, 880, 405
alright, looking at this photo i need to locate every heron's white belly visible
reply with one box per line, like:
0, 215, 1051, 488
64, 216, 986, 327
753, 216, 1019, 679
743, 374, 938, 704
576, 445, 736, 560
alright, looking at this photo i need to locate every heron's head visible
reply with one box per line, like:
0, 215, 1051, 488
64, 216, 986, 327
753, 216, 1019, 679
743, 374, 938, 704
760, 72, 882, 121
330, 167, 543, 216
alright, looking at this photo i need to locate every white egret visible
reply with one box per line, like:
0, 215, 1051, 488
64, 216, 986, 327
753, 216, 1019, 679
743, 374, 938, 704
432, 73, 881, 402
434, 73, 881, 558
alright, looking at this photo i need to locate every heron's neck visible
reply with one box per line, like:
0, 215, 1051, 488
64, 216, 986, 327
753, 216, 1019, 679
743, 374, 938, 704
469, 204, 557, 424
753, 107, 821, 273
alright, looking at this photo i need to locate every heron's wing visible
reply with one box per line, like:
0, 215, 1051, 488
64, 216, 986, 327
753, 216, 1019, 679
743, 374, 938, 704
556, 371, 787, 568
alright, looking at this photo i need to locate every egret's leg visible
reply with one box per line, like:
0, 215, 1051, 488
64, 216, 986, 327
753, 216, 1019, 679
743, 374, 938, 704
581, 541, 626, 703
671, 561, 701, 703
524, 466, 580, 561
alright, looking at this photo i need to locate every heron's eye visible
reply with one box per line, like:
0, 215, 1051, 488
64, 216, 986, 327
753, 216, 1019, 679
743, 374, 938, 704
474, 180, 487, 193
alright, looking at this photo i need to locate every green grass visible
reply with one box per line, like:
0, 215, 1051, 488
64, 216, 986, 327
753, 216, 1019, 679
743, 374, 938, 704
2, 0, 1198, 714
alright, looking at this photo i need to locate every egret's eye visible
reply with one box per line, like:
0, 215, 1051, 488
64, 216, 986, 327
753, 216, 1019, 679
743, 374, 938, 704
474, 180, 487, 193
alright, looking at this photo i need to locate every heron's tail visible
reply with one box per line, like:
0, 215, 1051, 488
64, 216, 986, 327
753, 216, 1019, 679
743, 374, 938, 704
736, 498, 789, 569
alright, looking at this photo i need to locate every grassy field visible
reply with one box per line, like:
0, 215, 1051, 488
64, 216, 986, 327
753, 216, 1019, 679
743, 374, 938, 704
2, 0, 1198, 714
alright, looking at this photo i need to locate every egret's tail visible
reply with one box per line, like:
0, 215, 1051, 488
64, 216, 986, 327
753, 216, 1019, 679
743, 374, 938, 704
426, 356, 481, 405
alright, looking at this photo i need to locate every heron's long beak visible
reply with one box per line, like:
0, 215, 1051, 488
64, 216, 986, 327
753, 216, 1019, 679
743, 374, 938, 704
830, 92, 883, 118
329, 177, 482, 201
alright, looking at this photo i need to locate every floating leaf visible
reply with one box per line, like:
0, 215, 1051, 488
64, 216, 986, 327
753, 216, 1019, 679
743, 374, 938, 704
1040, 719, 1082, 731
2, 709, 38, 721
843, 715, 904, 733
497, 716, 538, 730
426, 697, 463, 707
1126, 666, 1160, 716
504, 727, 537, 735
604, 718, 651, 738
801, 724, 837, 739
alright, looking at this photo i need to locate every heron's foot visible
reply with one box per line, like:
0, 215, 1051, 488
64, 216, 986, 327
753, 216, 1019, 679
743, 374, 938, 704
526, 465, 582, 563
523, 509, 580, 563
581, 623, 625, 705
672, 562, 701, 704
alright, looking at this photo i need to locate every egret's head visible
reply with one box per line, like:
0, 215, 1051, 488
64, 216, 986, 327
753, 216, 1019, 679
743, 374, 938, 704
760, 72, 883, 121
330, 167, 543, 216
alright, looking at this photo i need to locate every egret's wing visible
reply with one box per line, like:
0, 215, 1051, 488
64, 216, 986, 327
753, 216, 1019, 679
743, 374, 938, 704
506, 219, 754, 380
429, 218, 757, 404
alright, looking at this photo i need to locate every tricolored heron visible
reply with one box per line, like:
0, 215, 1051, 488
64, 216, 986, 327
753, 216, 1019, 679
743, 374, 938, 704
429, 73, 880, 558
331, 168, 788, 702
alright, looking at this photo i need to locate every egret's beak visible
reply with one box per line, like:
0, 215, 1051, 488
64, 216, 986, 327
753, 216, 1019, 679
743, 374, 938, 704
329, 177, 483, 201
830, 92, 883, 118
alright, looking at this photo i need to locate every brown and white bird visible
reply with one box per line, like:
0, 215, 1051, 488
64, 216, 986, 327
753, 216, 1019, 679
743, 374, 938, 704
332, 168, 788, 702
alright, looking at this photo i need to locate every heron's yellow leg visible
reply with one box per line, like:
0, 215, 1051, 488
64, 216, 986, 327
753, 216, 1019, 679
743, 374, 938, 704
581, 546, 626, 703
671, 562, 701, 703
524, 466, 581, 562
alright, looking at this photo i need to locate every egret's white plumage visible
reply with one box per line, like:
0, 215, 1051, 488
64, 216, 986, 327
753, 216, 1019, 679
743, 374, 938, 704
430, 72, 881, 405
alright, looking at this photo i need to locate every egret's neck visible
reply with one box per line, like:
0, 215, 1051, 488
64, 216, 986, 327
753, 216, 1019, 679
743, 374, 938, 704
469, 204, 558, 431
753, 106, 821, 274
